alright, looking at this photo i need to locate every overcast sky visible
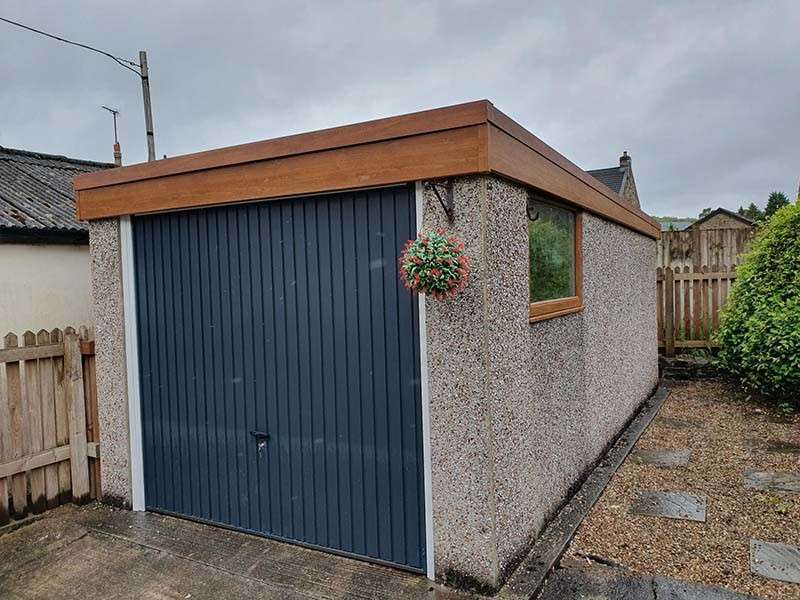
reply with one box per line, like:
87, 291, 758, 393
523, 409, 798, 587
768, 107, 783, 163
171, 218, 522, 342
1, 1, 798, 217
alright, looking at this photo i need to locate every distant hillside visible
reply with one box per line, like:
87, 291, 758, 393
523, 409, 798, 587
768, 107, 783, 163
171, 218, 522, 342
652, 215, 695, 224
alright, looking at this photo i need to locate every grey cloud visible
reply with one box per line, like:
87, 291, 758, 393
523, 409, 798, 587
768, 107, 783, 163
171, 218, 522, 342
0, 0, 797, 217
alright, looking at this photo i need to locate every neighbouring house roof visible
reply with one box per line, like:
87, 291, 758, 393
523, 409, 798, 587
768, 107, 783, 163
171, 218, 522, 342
587, 151, 640, 209
0, 146, 113, 243
586, 167, 625, 194
660, 220, 694, 231
691, 207, 754, 229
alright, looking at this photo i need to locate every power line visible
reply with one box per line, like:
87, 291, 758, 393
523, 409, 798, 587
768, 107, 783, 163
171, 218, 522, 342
1, 15, 157, 161
0, 16, 141, 76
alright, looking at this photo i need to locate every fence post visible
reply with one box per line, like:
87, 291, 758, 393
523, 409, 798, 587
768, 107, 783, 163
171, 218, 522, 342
64, 332, 90, 504
664, 267, 675, 357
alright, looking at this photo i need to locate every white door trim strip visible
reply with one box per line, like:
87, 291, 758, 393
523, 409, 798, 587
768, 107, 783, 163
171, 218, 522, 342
415, 181, 435, 580
120, 215, 146, 511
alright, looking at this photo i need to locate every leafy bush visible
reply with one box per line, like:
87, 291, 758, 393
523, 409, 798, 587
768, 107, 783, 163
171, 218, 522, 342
716, 202, 800, 403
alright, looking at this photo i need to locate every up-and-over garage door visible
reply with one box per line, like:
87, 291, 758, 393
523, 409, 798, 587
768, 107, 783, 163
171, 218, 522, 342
132, 185, 426, 571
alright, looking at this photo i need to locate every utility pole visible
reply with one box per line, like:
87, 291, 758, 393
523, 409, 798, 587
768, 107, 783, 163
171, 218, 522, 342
139, 51, 156, 162
0, 17, 157, 163
101, 106, 122, 166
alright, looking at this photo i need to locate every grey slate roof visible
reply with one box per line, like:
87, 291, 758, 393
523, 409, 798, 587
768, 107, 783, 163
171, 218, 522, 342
586, 166, 625, 194
0, 147, 113, 236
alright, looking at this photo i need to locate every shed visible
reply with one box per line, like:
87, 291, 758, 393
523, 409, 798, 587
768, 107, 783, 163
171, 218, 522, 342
0, 147, 112, 332
75, 100, 659, 590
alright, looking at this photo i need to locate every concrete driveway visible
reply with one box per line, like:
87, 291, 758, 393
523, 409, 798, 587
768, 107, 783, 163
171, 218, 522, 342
0, 504, 469, 600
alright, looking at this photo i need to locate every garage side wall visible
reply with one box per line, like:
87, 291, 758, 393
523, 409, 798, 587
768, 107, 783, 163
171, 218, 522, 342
424, 175, 656, 589
483, 177, 658, 578
89, 218, 132, 506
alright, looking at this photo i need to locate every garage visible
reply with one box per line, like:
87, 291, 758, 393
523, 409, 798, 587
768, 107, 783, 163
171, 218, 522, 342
79, 99, 660, 590
132, 185, 427, 571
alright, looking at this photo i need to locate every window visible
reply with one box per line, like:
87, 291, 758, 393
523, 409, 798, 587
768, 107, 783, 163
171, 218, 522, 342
528, 195, 583, 322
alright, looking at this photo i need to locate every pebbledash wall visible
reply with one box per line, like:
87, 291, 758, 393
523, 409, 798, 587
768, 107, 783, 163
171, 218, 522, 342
422, 175, 657, 588
89, 173, 656, 590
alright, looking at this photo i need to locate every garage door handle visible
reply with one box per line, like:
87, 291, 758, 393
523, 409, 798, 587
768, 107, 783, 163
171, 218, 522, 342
250, 430, 270, 441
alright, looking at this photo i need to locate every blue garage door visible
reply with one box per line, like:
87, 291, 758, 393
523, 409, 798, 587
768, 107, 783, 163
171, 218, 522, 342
133, 185, 426, 571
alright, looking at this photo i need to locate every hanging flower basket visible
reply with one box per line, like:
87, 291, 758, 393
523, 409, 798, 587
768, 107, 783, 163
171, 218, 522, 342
399, 229, 470, 299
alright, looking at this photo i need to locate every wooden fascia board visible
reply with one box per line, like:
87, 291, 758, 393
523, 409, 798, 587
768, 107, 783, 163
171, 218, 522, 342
74, 98, 658, 238
486, 122, 660, 239
74, 100, 491, 192
486, 105, 659, 236
77, 124, 488, 220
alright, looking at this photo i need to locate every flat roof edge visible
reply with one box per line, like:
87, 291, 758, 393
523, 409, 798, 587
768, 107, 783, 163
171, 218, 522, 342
74, 100, 659, 239
73, 100, 492, 192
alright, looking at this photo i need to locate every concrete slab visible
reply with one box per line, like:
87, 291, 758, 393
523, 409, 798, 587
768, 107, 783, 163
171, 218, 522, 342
744, 438, 800, 455
0, 504, 471, 600
750, 540, 800, 584
538, 558, 757, 600
631, 448, 691, 467
744, 470, 800, 493
658, 416, 697, 430
629, 491, 706, 522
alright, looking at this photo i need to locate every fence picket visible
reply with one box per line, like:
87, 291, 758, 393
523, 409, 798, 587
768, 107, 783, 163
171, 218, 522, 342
51, 328, 71, 503
0, 358, 8, 525
64, 332, 90, 504
4, 333, 27, 518
664, 267, 675, 356
656, 267, 664, 343
23, 331, 47, 514
37, 329, 60, 509
711, 265, 721, 331
80, 326, 100, 499
682, 266, 691, 340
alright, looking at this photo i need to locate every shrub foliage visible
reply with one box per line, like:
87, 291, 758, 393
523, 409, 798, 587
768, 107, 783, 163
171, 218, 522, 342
717, 202, 800, 401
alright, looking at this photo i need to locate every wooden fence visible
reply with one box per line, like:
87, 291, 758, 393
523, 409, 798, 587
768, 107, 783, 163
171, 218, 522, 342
657, 266, 737, 356
658, 227, 755, 269
0, 326, 99, 525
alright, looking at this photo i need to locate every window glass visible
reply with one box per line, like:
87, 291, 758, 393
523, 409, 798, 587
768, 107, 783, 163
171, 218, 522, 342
528, 200, 576, 303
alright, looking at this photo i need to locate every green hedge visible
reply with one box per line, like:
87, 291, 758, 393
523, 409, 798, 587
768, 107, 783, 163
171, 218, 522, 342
717, 202, 800, 402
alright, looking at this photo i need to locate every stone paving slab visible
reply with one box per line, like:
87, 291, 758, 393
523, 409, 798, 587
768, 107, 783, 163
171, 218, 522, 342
629, 491, 706, 522
630, 448, 691, 468
744, 438, 800, 455
539, 558, 758, 600
744, 470, 800, 493
658, 416, 698, 430
750, 539, 800, 584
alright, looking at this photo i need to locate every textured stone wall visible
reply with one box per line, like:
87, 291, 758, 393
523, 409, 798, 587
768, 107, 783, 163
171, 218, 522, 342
422, 177, 500, 589
88, 218, 131, 506
424, 175, 657, 589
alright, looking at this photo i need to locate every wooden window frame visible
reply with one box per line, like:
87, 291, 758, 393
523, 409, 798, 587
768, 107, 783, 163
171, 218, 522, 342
528, 200, 584, 323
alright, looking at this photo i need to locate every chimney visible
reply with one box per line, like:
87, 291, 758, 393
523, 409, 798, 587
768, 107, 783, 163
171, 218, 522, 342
113, 141, 122, 167
619, 150, 631, 169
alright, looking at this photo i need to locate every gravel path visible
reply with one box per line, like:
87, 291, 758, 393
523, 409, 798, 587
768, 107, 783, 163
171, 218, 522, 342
566, 379, 800, 600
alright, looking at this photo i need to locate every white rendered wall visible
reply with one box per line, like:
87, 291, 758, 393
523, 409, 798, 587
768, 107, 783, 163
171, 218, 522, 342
0, 243, 92, 334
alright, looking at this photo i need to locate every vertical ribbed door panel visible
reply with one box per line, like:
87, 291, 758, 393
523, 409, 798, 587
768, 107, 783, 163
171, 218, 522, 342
133, 185, 426, 571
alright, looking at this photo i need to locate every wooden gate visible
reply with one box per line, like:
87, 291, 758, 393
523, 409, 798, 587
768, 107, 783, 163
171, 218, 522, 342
657, 266, 737, 356
0, 326, 99, 524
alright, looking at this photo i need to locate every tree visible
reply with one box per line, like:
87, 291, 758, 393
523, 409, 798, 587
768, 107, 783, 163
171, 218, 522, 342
764, 191, 790, 219
698, 207, 713, 219
742, 202, 764, 222
717, 202, 800, 403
